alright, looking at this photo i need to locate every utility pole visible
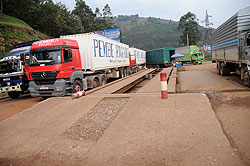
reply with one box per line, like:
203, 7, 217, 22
187, 34, 189, 46
0, 0, 2, 13
201, 10, 213, 45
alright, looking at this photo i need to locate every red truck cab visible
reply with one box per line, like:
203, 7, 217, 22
129, 52, 136, 67
25, 39, 86, 97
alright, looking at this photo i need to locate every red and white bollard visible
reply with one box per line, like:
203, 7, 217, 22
160, 73, 168, 99
72, 90, 86, 99
173, 61, 176, 67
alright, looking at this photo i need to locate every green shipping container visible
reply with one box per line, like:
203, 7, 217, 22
146, 47, 175, 66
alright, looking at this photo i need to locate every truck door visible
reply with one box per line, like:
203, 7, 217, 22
245, 33, 250, 61
61, 48, 74, 78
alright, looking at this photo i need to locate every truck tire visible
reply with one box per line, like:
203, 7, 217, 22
73, 80, 83, 93
221, 63, 227, 76
217, 62, 221, 75
93, 78, 100, 88
8, 92, 21, 99
101, 76, 106, 86
119, 70, 124, 78
243, 68, 250, 87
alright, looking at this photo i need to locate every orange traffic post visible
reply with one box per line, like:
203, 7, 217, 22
72, 90, 86, 99
160, 73, 168, 99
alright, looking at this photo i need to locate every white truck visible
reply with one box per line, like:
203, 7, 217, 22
212, 6, 250, 86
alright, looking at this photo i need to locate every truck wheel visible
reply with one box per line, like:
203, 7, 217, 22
101, 76, 106, 86
119, 70, 124, 78
124, 70, 128, 77
217, 62, 221, 75
93, 78, 99, 88
243, 68, 250, 87
73, 80, 83, 93
8, 92, 21, 99
221, 63, 226, 76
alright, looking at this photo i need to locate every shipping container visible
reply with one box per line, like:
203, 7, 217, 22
60, 33, 129, 72
129, 47, 146, 65
146, 47, 175, 67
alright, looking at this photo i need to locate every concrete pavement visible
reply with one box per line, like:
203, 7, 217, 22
81, 94, 242, 166
0, 67, 244, 165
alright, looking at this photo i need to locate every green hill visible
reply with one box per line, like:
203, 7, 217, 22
0, 13, 50, 58
114, 15, 208, 51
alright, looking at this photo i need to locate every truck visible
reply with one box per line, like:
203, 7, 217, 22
25, 33, 131, 97
146, 47, 175, 68
175, 45, 204, 64
211, 6, 250, 86
0, 40, 37, 98
129, 47, 146, 73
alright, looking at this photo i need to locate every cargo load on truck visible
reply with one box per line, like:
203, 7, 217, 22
211, 6, 250, 86
60, 33, 129, 72
146, 47, 175, 68
129, 47, 146, 73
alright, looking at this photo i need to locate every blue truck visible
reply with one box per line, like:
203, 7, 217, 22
0, 40, 38, 98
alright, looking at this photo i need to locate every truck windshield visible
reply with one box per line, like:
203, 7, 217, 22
0, 59, 21, 74
29, 50, 61, 66
198, 53, 204, 56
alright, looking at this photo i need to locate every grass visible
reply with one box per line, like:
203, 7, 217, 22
0, 13, 33, 30
0, 13, 49, 59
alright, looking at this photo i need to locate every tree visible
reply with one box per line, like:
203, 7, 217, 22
93, 4, 116, 31
95, 7, 102, 17
0, 0, 3, 13
102, 4, 112, 18
178, 12, 200, 46
72, 0, 96, 33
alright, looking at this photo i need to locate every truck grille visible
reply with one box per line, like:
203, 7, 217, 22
31, 71, 59, 85
0, 75, 23, 86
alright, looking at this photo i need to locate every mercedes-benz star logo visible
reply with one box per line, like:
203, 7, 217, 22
41, 72, 46, 78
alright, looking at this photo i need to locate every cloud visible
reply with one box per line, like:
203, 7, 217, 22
53, 0, 250, 27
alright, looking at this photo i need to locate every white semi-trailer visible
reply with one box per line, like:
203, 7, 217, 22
212, 6, 250, 86
129, 47, 146, 73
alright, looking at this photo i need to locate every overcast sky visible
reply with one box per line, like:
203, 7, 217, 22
53, 0, 250, 28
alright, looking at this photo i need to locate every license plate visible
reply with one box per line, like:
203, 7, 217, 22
3, 78, 10, 81
40, 86, 49, 90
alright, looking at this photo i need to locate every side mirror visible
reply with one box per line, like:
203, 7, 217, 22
20, 53, 24, 62
69, 49, 72, 61
20, 53, 24, 65
24, 53, 30, 64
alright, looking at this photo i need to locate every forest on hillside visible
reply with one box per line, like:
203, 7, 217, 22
114, 15, 210, 51
0, 1, 210, 52
1, 0, 115, 37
